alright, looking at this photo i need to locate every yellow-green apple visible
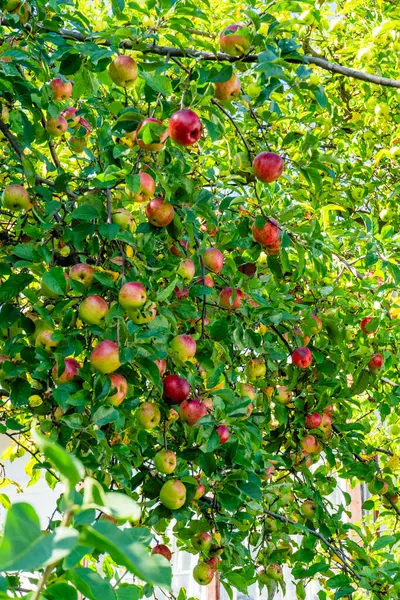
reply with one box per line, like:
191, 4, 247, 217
159, 479, 186, 510
219, 287, 244, 309
2, 184, 31, 211
216, 424, 230, 444
310, 314, 323, 333
360, 316, 377, 334
219, 24, 251, 56
135, 117, 168, 151
368, 353, 383, 374
112, 208, 133, 231
126, 172, 155, 203
46, 115, 68, 136
52, 358, 80, 383
152, 545, 172, 561
194, 482, 206, 500
368, 478, 389, 495
276, 385, 292, 405
154, 359, 167, 377
168, 109, 202, 146
119, 281, 147, 310
61, 107, 79, 127
265, 564, 283, 581
154, 449, 177, 474
177, 259, 195, 281
69, 136, 87, 153
108, 373, 128, 406
253, 152, 284, 183
319, 411, 332, 435
127, 303, 156, 324
245, 358, 266, 381
214, 73, 241, 101
192, 532, 212, 553
300, 434, 321, 455
35, 329, 59, 353
90, 340, 120, 374
193, 562, 214, 585
203, 248, 224, 273
79, 295, 108, 325
109, 55, 138, 87
252, 218, 280, 246
69, 263, 94, 288
170, 334, 196, 362
137, 401, 161, 429
305, 412, 322, 429
163, 374, 190, 404
301, 499, 316, 519
146, 198, 174, 227
50, 78, 72, 101
180, 398, 207, 426
292, 347, 313, 368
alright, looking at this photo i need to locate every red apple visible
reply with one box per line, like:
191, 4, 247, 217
52, 358, 80, 384
219, 287, 244, 309
109, 55, 138, 87
35, 329, 59, 353
152, 544, 172, 561
193, 562, 214, 585
266, 238, 281, 256
252, 219, 280, 246
79, 295, 108, 325
50, 78, 72, 101
177, 259, 195, 282
253, 152, 284, 183
69, 263, 94, 288
137, 402, 161, 429
146, 198, 175, 227
154, 359, 167, 377
207, 557, 221, 571
368, 353, 383, 373
174, 286, 188, 299
78, 117, 91, 135
180, 398, 207, 426
135, 117, 168, 151
61, 107, 79, 127
238, 383, 257, 401
168, 109, 202, 146
195, 275, 214, 288
154, 449, 177, 474
119, 281, 147, 310
203, 248, 224, 273
194, 482, 206, 500
200, 222, 218, 237
219, 24, 251, 57
360, 316, 377, 335
90, 340, 120, 374
292, 347, 313, 368
159, 479, 186, 510
214, 73, 241, 101
300, 434, 321, 455
2, 184, 31, 211
192, 532, 212, 553
305, 412, 322, 429
46, 115, 68, 136
108, 373, 128, 406
216, 425, 230, 444
126, 172, 155, 203
163, 374, 190, 404
170, 334, 196, 362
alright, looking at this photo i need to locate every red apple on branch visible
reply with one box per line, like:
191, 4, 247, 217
219, 287, 244, 309
300, 434, 321, 455
119, 281, 147, 310
170, 334, 196, 362
168, 109, 202, 146
50, 78, 72, 101
180, 398, 207, 426
109, 55, 138, 87
146, 198, 175, 227
163, 374, 190, 404
368, 352, 383, 374
216, 425, 230, 444
90, 340, 120, 374
52, 358, 80, 384
360, 316, 377, 335
253, 152, 284, 183
154, 359, 167, 377
193, 562, 214, 585
252, 219, 280, 246
152, 544, 172, 561
61, 107, 79, 127
135, 117, 168, 151
46, 115, 68, 136
69, 263, 94, 288
108, 373, 128, 406
214, 73, 241, 101
177, 259, 195, 282
203, 248, 224, 273
126, 172, 155, 203
219, 24, 251, 56
292, 347, 313, 368
305, 412, 322, 429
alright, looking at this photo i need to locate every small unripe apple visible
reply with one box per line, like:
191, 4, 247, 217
301, 499, 316, 519
216, 424, 230, 444
194, 482, 206, 500
310, 314, 323, 333
152, 544, 172, 561
126, 172, 155, 203
108, 373, 128, 406
219, 287, 244, 309
159, 479, 186, 510
135, 117, 168, 151
2, 184, 31, 211
219, 24, 251, 57
69, 263, 94, 288
170, 334, 196, 362
238, 382, 257, 401
214, 73, 241, 101
112, 208, 133, 231
35, 329, 59, 353
79, 295, 108, 325
292, 347, 313, 368
276, 385, 292, 405
50, 78, 72, 101
180, 398, 207, 426
203, 248, 224, 273
168, 109, 202, 146
265, 563, 283, 581
119, 281, 147, 310
192, 532, 212, 553
192, 562, 214, 585
245, 359, 266, 381
253, 152, 284, 183
367, 478, 389, 495
52, 357, 80, 383
90, 340, 120, 374
177, 259, 195, 282
146, 198, 174, 227
137, 401, 161, 429
154, 449, 177, 474
109, 55, 138, 87
163, 374, 190, 404
46, 115, 68, 136
69, 136, 87, 153
127, 303, 156, 325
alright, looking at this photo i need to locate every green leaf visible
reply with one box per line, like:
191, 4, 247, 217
157, 278, 178, 301
141, 72, 172, 96
372, 535, 396, 551
0, 273, 33, 303
42, 267, 67, 296
66, 568, 116, 600
105, 492, 141, 522
32, 428, 85, 486
44, 582, 78, 600
67, 204, 101, 222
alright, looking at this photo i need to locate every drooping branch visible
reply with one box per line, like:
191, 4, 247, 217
54, 28, 400, 89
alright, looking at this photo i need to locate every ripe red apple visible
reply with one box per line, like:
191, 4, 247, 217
196, 275, 214, 288
135, 117, 168, 151
219, 24, 251, 56
276, 385, 293, 405
152, 544, 172, 561
252, 219, 280, 246
174, 286, 188, 299
300, 434, 321, 455
219, 287, 244, 309
126, 172, 155, 203
154, 449, 177, 474
52, 358, 80, 384
35, 329, 59, 353
170, 334, 196, 362
168, 109, 202, 146
69, 136, 87, 153
180, 398, 207, 426
79, 295, 108, 325
301, 499, 316, 519
119, 281, 147, 310
108, 373, 128, 406
203, 248, 224, 273
292, 347, 313, 368
109, 55, 138, 87
61, 107, 79, 127
90, 340, 120, 374
360, 316, 377, 335
46, 115, 68, 136
253, 152, 284, 183
216, 425, 230, 444
305, 412, 322, 429
368, 353, 383, 374
69, 263, 94, 288
193, 562, 214, 585
2, 184, 31, 211
159, 479, 186, 510
245, 358, 266, 381
137, 402, 161, 429
146, 198, 175, 227
50, 78, 72, 101
266, 238, 281, 256
112, 208, 133, 231
177, 259, 195, 282
214, 73, 241, 101
154, 359, 167, 377
192, 532, 212, 553
194, 482, 206, 500
163, 374, 190, 404
207, 557, 221, 571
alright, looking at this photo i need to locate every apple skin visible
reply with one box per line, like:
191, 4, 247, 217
171, 239, 189, 257
203, 248, 224, 273
154, 359, 167, 377
292, 347, 313, 368
109, 55, 138, 87
301, 499, 316, 519
35, 329, 59, 353
216, 425, 230, 444
163, 374, 191, 404
219, 24, 251, 57
305, 412, 322, 429
360, 316, 377, 335
126, 172, 155, 203
310, 315, 323, 333
152, 544, 172, 561
52, 358, 80, 383
108, 373, 128, 406
219, 287, 244, 309
119, 281, 147, 310
214, 73, 241, 101
265, 564, 283, 581
368, 353, 383, 374
69, 136, 87, 153
253, 152, 284, 183
154, 449, 177, 474
266, 238, 281, 256
78, 117, 91, 135
61, 107, 79, 127
170, 334, 196, 362
245, 359, 266, 381
276, 385, 292, 405
300, 434, 321, 455
50, 78, 72, 101
135, 117, 168, 151
137, 402, 161, 429
177, 259, 195, 282
174, 286, 188, 300
160, 479, 187, 510
90, 340, 121, 374
46, 115, 68, 136
2, 184, 31, 211
207, 557, 221, 571
368, 478, 389, 495
252, 219, 280, 246
127, 303, 156, 325
192, 532, 212, 553
69, 263, 94, 288
238, 383, 257, 401
263, 461, 276, 480
193, 562, 214, 586
194, 482, 206, 500
79, 295, 108, 325
196, 275, 214, 288
180, 398, 207, 426
168, 109, 202, 146
146, 198, 175, 227
112, 208, 133, 231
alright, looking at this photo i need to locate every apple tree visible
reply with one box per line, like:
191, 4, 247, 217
0, 0, 399, 598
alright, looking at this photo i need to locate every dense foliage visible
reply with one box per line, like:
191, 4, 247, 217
0, 0, 399, 599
